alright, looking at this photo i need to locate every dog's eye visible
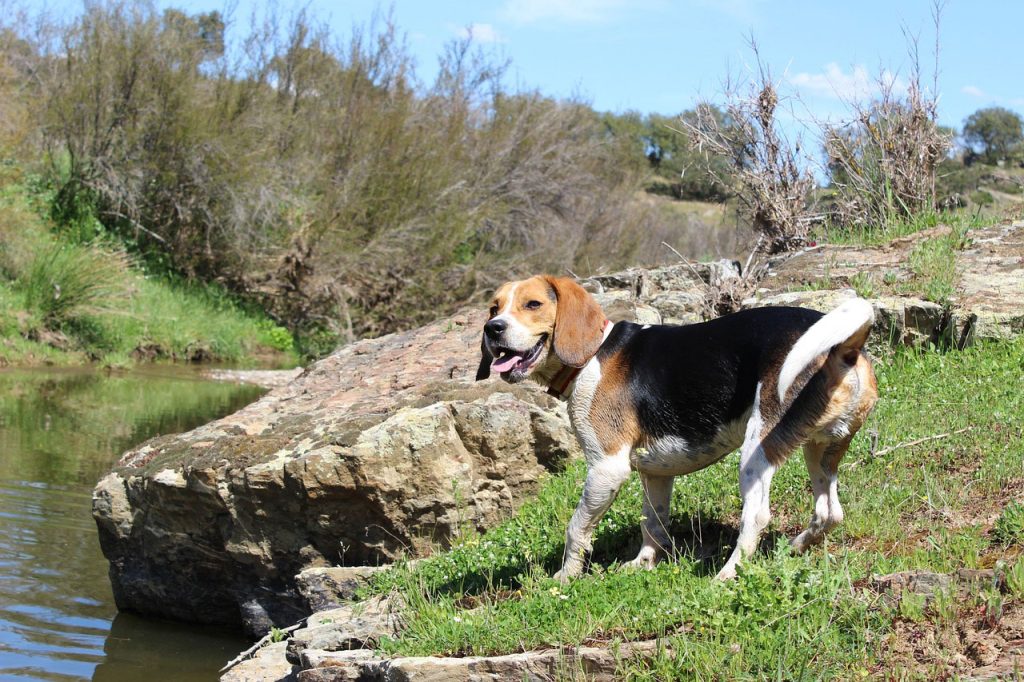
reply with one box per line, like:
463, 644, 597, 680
489, 305, 498, 318
524, 300, 543, 310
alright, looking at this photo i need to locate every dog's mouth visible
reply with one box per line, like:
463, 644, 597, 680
490, 335, 547, 376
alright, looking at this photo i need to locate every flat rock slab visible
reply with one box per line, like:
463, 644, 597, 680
286, 597, 402, 663
296, 566, 389, 612
748, 220, 1024, 345
221, 641, 297, 682
259, 639, 663, 682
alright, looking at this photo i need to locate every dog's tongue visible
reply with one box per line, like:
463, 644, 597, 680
491, 353, 522, 373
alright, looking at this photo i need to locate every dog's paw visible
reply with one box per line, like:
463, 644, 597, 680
623, 547, 660, 571
715, 564, 737, 581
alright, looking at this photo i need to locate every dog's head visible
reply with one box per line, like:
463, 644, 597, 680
476, 275, 606, 384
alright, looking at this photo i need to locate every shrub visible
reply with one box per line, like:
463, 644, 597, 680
20, 242, 131, 327
26, 3, 651, 348
679, 43, 816, 255
823, 9, 950, 230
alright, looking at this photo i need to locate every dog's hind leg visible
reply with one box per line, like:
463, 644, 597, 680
792, 435, 852, 553
716, 387, 795, 580
627, 473, 675, 569
554, 448, 632, 582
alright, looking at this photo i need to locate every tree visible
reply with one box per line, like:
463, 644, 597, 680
963, 107, 1023, 165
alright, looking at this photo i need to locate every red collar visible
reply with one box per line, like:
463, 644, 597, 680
546, 320, 611, 401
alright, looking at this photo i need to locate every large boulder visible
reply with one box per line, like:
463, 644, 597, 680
92, 311, 580, 636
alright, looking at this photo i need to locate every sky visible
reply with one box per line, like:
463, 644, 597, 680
24, 0, 1024, 133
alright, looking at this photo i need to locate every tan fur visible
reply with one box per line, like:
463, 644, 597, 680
589, 352, 640, 454
758, 349, 878, 467
543, 276, 606, 368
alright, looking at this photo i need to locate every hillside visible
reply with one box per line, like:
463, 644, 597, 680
0, 168, 297, 367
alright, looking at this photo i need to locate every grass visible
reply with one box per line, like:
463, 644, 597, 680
819, 208, 983, 248
367, 338, 1024, 677
900, 220, 971, 305
0, 170, 298, 367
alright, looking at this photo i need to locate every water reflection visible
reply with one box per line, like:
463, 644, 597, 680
0, 367, 264, 681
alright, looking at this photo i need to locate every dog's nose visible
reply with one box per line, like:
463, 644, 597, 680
484, 318, 507, 339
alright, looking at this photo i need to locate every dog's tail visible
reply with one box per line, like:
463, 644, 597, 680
777, 298, 875, 403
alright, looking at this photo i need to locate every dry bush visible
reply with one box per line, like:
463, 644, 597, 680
823, 3, 950, 229
678, 45, 816, 255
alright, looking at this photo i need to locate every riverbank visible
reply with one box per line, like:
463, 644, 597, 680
0, 168, 299, 369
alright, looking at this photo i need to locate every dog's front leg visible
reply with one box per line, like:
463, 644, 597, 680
553, 449, 632, 582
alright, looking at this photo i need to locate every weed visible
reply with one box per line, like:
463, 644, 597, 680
849, 271, 877, 299
898, 591, 926, 623
1005, 561, 1024, 598
994, 501, 1024, 546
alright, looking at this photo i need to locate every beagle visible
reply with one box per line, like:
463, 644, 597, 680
476, 275, 878, 581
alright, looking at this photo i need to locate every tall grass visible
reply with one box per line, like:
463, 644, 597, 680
20, 242, 131, 326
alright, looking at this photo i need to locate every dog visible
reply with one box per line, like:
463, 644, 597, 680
476, 275, 878, 581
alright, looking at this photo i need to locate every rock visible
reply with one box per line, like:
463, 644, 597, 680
750, 220, 1024, 348
286, 597, 401, 663
296, 566, 388, 612
368, 639, 660, 681
869, 569, 999, 599
93, 311, 580, 635
220, 641, 297, 682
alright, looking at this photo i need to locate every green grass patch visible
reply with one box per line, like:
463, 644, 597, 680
0, 172, 298, 366
370, 338, 1024, 676
820, 209, 982, 248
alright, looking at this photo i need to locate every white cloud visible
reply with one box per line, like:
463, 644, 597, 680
962, 85, 987, 98
789, 63, 905, 101
499, 0, 630, 25
455, 23, 505, 44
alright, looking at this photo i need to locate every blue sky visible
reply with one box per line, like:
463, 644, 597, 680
28, 0, 1024, 131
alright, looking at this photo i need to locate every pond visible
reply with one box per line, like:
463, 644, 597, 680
0, 367, 267, 681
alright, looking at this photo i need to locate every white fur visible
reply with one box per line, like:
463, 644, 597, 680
717, 383, 776, 580
492, 283, 540, 351
555, 444, 632, 581
776, 298, 874, 403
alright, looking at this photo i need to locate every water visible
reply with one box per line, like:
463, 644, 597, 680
0, 367, 266, 681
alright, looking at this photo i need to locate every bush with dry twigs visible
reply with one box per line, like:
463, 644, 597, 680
679, 48, 816, 255
823, 9, 951, 229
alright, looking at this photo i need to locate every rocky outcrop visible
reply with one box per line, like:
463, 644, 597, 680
93, 312, 581, 636
243, 594, 663, 682
747, 220, 1024, 346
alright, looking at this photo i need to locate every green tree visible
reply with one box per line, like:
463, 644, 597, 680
963, 107, 1023, 165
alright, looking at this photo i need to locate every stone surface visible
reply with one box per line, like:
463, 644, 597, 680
92, 311, 581, 635
285, 596, 402, 663
221, 641, 297, 682
748, 220, 1024, 347
296, 566, 388, 612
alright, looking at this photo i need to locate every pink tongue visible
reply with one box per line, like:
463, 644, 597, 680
491, 354, 521, 372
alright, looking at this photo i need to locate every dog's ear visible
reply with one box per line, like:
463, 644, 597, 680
475, 333, 492, 381
544, 276, 605, 368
